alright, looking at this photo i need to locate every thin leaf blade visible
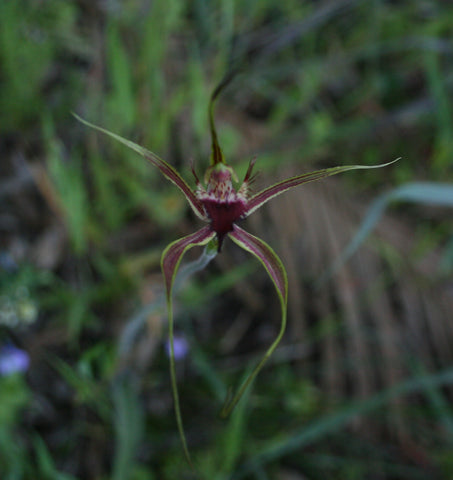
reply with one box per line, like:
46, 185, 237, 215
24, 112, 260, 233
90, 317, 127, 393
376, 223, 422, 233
320, 181, 453, 282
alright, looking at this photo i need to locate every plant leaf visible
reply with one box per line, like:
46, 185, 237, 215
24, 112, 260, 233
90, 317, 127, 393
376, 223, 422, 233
160, 225, 216, 467
73, 114, 208, 220
244, 159, 400, 217
235, 366, 453, 478
222, 224, 288, 417
320, 181, 453, 282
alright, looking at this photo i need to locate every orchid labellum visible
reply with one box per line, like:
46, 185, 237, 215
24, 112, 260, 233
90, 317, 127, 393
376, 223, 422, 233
76, 80, 396, 466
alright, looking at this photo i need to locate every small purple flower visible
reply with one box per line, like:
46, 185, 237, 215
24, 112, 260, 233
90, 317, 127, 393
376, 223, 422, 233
0, 252, 17, 273
0, 345, 30, 376
165, 335, 189, 361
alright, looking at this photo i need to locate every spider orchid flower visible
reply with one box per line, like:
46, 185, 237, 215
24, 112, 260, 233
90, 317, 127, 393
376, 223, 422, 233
75, 84, 396, 466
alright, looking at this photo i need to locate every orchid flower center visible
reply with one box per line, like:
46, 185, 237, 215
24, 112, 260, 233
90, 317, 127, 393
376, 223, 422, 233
198, 163, 248, 248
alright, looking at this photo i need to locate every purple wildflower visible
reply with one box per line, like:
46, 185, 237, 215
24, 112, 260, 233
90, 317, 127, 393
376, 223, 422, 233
0, 345, 30, 376
165, 335, 189, 361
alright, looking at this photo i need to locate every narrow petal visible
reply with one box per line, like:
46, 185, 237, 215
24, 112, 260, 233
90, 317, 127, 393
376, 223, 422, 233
160, 225, 216, 467
74, 114, 207, 220
228, 225, 287, 305
221, 224, 288, 417
244, 159, 400, 217
161, 226, 216, 300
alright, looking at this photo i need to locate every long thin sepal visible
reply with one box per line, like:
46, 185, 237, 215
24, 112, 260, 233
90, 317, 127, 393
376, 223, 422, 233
207, 70, 237, 166
244, 159, 400, 217
161, 226, 216, 467
208, 89, 224, 166
73, 114, 207, 221
222, 225, 288, 418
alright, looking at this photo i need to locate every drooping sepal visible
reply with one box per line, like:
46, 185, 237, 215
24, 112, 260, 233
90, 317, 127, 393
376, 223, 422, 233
229, 225, 287, 306
160, 225, 216, 467
222, 224, 288, 417
74, 114, 208, 221
161, 225, 216, 300
244, 159, 400, 217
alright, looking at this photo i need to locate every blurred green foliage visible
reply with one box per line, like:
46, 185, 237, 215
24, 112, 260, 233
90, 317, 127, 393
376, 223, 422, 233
0, 0, 83, 133
1, 0, 453, 478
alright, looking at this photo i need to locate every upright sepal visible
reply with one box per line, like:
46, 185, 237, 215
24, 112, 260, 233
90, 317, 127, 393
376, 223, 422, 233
222, 224, 288, 417
244, 159, 400, 217
73, 114, 207, 221
208, 75, 232, 166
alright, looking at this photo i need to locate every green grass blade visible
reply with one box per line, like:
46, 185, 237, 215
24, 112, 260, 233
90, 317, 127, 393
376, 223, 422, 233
235, 367, 453, 478
112, 378, 144, 480
321, 181, 453, 282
